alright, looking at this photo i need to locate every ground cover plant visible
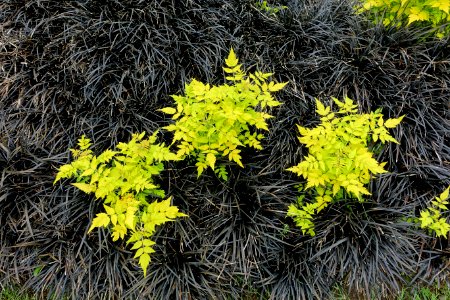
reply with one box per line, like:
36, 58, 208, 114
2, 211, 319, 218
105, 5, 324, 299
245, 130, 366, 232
1, 0, 449, 299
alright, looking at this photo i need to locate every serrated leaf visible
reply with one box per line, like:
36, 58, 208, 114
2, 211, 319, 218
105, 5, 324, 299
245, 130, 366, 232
429, 0, 449, 14
225, 48, 239, 68
104, 205, 115, 215
88, 213, 110, 233
408, 7, 430, 25
72, 182, 96, 194
384, 115, 404, 128
377, 116, 384, 127
139, 253, 151, 277
206, 152, 216, 169
315, 99, 328, 116
125, 208, 136, 229
143, 239, 156, 247
53, 164, 76, 184
134, 247, 144, 258
130, 241, 143, 250
111, 224, 127, 241
439, 186, 450, 201
97, 149, 117, 163
268, 82, 288, 92
80, 168, 95, 177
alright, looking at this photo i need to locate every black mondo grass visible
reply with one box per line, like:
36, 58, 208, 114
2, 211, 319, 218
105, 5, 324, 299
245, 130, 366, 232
1, 0, 450, 299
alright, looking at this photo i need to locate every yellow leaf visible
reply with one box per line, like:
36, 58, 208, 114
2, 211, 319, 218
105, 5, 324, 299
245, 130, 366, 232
296, 124, 309, 137
229, 150, 244, 167
439, 186, 450, 201
408, 7, 430, 25
206, 153, 216, 169
130, 241, 143, 250
384, 115, 404, 128
143, 239, 156, 247
110, 214, 118, 225
139, 253, 151, 277
225, 48, 239, 68
72, 182, 96, 194
315, 99, 330, 116
268, 81, 288, 92
429, 0, 450, 14
104, 205, 115, 215
196, 162, 206, 178
80, 168, 95, 177
377, 116, 384, 127
97, 149, 117, 163
419, 210, 433, 228
223, 67, 235, 73
331, 97, 344, 108
362, 0, 381, 10
125, 207, 137, 229
158, 107, 177, 115
88, 213, 110, 233
53, 164, 76, 184
111, 224, 127, 241
134, 247, 144, 258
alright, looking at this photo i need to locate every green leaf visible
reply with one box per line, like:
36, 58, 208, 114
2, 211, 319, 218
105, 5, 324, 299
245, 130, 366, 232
33, 265, 43, 277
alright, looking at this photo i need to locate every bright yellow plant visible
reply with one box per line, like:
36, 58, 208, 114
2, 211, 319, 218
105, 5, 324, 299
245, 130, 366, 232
418, 185, 450, 237
356, 0, 450, 38
54, 132, 187, 276
287, 97, 404, 236
160, 48, 287, 179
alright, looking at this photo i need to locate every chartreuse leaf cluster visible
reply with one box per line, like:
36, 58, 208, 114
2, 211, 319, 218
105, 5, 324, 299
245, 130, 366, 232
54, 132, 187, 276
356, 0, 450, 38
160, 48, 287, 180
255, 1, 287, 15
287, 97, 404, 236
417, 185, 450, 237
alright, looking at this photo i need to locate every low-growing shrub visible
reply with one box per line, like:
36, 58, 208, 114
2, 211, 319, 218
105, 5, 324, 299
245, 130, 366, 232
159, 48, 287, 179
356, 0, 450, 38
54, 132, 187, 276
286, 97, 404, 236
417, 185, 450, 237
